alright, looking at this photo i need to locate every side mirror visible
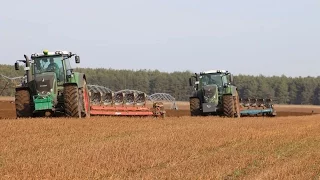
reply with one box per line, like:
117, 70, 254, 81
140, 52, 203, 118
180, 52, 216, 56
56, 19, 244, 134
75, 56, 80, 63
15, 62, 19, 70
194, 81, 200, 90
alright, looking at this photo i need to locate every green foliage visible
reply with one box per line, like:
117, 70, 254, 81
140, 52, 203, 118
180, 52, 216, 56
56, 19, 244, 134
2, 63, 320, 105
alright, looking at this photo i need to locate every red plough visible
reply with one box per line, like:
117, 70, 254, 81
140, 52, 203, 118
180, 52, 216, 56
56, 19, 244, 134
88, 86, 165, 117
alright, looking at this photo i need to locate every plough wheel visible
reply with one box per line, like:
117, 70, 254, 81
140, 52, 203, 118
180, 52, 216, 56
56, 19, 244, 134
153, 102, 166, 118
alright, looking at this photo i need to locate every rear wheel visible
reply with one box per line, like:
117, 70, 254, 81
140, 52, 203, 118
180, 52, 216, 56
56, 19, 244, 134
223, 95, 236, 117
190, 98, 201, 116
15, 89, 33, 118
64, 84, 81, 118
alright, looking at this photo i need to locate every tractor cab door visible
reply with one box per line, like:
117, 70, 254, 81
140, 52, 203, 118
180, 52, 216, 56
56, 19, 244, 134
63, 58, 72, 83
222, 75, 229, 86
52, 58, 64, 85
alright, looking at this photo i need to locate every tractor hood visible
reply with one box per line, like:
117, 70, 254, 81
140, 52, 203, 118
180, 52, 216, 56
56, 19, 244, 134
202, 85, 218, 104
34, 72, 56, 95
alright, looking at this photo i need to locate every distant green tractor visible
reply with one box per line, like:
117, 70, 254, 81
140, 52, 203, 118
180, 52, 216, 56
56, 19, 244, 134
14, 50, 90, 118
189, 70, 240, 117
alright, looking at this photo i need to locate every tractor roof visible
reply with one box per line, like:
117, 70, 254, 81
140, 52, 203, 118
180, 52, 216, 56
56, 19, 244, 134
202, 70, 228, 74
31, 50, 73, 58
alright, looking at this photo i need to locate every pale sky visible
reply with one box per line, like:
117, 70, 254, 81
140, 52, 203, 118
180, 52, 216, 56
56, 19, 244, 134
0, 0, 319, 77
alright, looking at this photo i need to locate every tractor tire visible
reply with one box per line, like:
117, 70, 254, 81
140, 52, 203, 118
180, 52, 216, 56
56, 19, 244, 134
64, 84, 81, 118
223, 95, 236, 118
15, 89, 33, 118
190, 98, 201, 116
79, 80, 90, 118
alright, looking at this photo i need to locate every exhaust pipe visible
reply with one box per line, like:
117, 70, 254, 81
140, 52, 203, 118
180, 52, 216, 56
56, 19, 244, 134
24, 54, 32, 83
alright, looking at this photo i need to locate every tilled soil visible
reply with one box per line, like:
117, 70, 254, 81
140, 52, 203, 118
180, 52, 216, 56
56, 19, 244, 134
0, 101, 16, 119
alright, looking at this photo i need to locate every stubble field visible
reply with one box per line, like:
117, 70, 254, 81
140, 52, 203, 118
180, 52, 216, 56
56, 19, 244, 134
0, 97, 320, 179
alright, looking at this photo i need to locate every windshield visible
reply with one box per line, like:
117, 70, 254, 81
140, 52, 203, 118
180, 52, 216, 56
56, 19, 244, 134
32, 55, 64, 82
33, 56, 63, 74
200, 74, 223, 86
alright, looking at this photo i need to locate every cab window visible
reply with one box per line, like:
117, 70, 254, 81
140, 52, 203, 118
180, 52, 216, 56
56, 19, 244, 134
33, 56, 64, 83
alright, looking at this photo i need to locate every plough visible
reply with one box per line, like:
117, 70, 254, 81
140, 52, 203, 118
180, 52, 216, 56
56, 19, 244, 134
239, 98, 276, 117
87, 85, 166, 117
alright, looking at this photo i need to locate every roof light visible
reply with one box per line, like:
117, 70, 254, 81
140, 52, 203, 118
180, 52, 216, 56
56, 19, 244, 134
55, 51, 63, 55
43, 50, 48, 55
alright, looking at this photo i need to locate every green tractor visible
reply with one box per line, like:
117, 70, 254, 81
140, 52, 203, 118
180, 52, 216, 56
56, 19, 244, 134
14, 50, 90, 118
189, 70, 240, 117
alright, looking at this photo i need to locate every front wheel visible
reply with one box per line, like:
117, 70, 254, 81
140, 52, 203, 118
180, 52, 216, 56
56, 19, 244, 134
223, 95, 236, 118
190, 98, 201, 116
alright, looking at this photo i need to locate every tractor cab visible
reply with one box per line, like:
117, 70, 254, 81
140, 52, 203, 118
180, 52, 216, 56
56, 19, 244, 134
33, 56, 64, 83
198, 70, 233, 88
30, 50, 80, 85
189, 70, 234, 91
15, 50, 80, 84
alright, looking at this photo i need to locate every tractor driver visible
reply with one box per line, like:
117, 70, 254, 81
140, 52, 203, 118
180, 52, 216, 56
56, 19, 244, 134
208, 78, 216, 85
46, 58, 60, 79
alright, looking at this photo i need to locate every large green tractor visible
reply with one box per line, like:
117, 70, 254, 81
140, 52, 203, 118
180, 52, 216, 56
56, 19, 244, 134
189, 70, 240, 117
14, 50, 90, 118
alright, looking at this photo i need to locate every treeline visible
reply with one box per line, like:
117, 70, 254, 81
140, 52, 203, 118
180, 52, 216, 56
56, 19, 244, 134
76, 68, 193, 101
1, 64, 320, 105
234, 75, 320, 105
